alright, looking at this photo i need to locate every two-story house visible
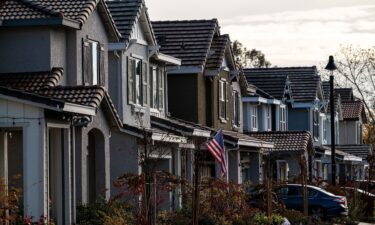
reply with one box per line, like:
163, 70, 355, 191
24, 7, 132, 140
151, 19, 273, 185
321, 85, 372, 183
0, 0, 125, 223
243, 68, 316, 182
106, 0, 211, 210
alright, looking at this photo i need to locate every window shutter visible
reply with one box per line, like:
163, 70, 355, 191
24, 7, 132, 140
218, 80, 223, 119
142, 62, 148, 106
127, 57, 134, 104
226, 83, 231, 120
158, 67, 164, 110
99, 44, 105, 86
83, 39, 92, 85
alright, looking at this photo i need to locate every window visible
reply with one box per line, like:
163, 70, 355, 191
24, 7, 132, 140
313, 110, 320, 140
128, 58, 147, 105
251, 105, 258, 131
219, 80, 227, 120
150, 66, 164, 110
280, 106, 287, 131
83, 39, 104, 86
277, 160, 288, 182
322, 118, 327, 142
266, 106, 272, 131
233, 91, 240, 127
357, 123, 363, 144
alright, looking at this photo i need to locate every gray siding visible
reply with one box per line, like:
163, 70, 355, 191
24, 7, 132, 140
288, 108, 310, 131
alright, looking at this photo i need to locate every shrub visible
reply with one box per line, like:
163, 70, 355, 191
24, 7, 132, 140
76, 199, 134, 225
252, 213, 284, 225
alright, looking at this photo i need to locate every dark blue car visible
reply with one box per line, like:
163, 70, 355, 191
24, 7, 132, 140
276, 184, 348, 219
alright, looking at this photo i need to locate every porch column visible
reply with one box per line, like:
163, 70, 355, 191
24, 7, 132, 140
172, 147, 182, 209
228, 150, 241, 184
23, 119, 47, 219
0, 131, 8, 190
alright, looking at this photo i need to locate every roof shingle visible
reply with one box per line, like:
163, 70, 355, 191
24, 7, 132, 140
205, 34, 230, 71
341, 101, 365, 121
244, 67, 320, 103
247, 131, 313, 153
152, 19, 219, 68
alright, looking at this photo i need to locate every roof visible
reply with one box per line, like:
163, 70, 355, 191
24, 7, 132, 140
0, 69, 123, 124
341, 101, 365, 121
107, 0, 156, 45
335, 145, 373, 160
121, 123, 188, 144
0, 0, 121, 40
152, 19, 219, 69
247, 131, 313, 154
246, 74, 288, 100
0, 68, 107, 108
151, 116, 211, 138
0, 68, 63, 91
205, 34, 233, 71
244, 67, 320, 103
317, 146, 363, 162
335, 88, 354, 102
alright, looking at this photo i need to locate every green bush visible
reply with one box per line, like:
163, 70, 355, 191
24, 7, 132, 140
76, 200, 134, 225
252, 213, 284, 225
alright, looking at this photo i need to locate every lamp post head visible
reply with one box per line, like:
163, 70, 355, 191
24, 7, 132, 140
325, 55, 338, 71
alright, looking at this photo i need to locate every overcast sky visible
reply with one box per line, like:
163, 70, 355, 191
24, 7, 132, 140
147, 0, 375, 67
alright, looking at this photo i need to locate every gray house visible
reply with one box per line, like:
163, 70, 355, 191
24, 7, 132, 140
321, 85, 372, 183
151, 19, 273, 185
0, 0, 124, 223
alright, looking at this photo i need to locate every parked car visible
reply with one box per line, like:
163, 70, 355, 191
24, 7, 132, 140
342, 187, 375, 217
276, 184, 348, 219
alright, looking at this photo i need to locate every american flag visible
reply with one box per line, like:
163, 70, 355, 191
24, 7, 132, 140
206, 129, 227, 177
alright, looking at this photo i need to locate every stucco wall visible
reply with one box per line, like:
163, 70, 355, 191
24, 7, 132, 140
0, 27, 51, 73
76, 106, 111, 204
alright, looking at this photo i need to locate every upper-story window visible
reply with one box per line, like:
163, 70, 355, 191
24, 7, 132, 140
251, 105, 258, 131
233, 91, 240, 127
313, 110, 320, 140
357, 123, 363, 144
280, 106, 287, 131
219, 79, 228, 120
128, 57, 147, 106
322, 118, 327, 142
266, 106, 272, 131
83, 39, 104, 86
150, 65, 164, 110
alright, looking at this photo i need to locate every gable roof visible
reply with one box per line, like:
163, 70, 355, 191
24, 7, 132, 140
245, 74, 290, 100
0, 0, 121, 40
341, 101, 366, 122
335, 88, 354, 102
106, 0, 156, 45
0, 68, 122, 127
205, 34, 235, 72
247, 131, 313, 154
335, 145, 373, 160
244, 67, 320, 103
152, 19, 219, 70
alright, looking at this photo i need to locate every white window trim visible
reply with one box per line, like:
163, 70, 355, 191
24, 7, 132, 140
280, 106, 287, 131
266, 106, 272, 131
219, 79, 227, 121
276, 160, 289, 182
251, 105, 258, 131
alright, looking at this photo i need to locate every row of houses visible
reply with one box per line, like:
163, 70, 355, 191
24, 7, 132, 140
0, 0, 372, 223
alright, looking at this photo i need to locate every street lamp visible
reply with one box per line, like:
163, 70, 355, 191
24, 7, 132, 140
325, 56, 338, 185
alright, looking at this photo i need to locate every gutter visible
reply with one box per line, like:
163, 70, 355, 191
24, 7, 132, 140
1, 18, 80, 29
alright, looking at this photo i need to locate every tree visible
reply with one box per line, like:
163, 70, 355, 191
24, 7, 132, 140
232, 40, 272, 68
320, 45, 375, 123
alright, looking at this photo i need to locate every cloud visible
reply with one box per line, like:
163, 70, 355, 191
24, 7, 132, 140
220, 5, 375, 66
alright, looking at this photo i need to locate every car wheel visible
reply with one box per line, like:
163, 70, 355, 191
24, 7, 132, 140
310, 206, 325, 220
